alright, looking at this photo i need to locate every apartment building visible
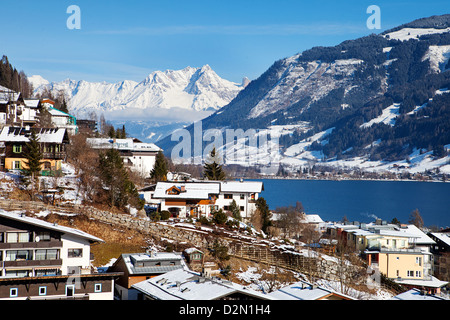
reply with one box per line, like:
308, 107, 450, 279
0, 210, 119, 300
327, 220, 448, 294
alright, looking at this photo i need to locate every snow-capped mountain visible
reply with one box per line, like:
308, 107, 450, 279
158, 14, 450, 175
30, 65, 244, 123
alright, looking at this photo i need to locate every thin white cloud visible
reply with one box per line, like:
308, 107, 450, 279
91, 22, 368, 36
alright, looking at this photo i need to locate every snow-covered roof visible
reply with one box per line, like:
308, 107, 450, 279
430, 232, 450, 247
86, 138, 161, 152
391, 288, 448, 300
303, 214, 324, 224
133, 142, 161, 152
0, 85, 21, 102
153, 182, 220, 200
184, 248, 203, 254
268, 281, 355, 300
118, 252, 186, 275
397, 224, 436, 245
0, 126, 68, 144
131, 268, 271, 300
219, 180, 263, 193
47, 106, 74, 118
0, 210, 103, 243
24, 99, 40, 108
394, 276, 448, 289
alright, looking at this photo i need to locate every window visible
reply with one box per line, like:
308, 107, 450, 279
13, 161, 21, 170
416, 257, 422, 266
68, 248, 83, 258
6, 232, 30, 243
240, 194, 245, 200
6, 250, 32, 261
35, 269, 58, 277
36, 231, 51, 242
10, 288, 18, 298
39, 286, 47, 296
5, 270, 30, 278
66, 285, 75, 297
35, 249, 59, 260
407, 270, 414, 277
13, 145, 22, 153
94, 284, 102, 293
415, 271, 421, 278
240, 206, 244, 211
224, 194, 233, 199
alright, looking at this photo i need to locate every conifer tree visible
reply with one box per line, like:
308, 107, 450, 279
255, 197, 272, 234
23, 130, 43, 200
99, 148, 142, 209
203, 147, 225, 180
150, 150, 168, 182
229, 199, 242, 221
24, 130, 43, 177
59, 98, 69, 114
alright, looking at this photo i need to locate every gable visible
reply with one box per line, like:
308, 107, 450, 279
166, 186, 181, 195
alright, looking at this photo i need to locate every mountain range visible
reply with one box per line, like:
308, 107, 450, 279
29, 65, 246, 124
30, 14, 450, 175
156, 14, 450, 175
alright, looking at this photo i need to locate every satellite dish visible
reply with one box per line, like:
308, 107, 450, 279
35, 236, 40, 242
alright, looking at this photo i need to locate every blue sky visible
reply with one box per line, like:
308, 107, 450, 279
2, 0, 450, 84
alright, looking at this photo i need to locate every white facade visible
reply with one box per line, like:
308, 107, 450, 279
152, 180, 263, 219
87, 138, 161, 178
60, 234, 93, 275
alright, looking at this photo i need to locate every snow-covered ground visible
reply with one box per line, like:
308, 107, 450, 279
383, 27, 450, 41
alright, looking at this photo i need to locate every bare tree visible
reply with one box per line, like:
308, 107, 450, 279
408, 209, 424, 229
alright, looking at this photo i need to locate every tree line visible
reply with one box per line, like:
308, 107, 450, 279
0, 55, 33, 98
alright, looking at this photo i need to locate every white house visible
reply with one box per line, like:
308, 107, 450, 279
87, 138, 161, 178
151, 180, 264, 219
0, 210, 119, 300
41, 99, 78, 135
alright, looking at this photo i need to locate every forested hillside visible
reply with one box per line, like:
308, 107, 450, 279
158, 14, 450, 168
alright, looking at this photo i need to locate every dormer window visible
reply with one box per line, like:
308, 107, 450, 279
13, 145, 22, 153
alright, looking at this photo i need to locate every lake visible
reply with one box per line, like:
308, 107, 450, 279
257, 179, 450, 228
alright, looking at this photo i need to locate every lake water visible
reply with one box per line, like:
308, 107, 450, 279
256, 179, 450, 228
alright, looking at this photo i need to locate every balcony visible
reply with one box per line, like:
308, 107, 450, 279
3, 259, 63, 268
0, 240, 62, 250
42, 152, 65, 160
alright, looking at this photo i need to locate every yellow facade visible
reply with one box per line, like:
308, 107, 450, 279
5, 158, 62, 171
378, 252, 426, 279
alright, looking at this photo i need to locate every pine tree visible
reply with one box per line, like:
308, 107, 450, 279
203, 147, 225, 180
150, 150, 168, 182
229, 199, 242, 221
255, 197, 272, 234
24, 130, 43, 177
59, 98, 69, 114
99, 148, 139, 209
23, 130, 43, 200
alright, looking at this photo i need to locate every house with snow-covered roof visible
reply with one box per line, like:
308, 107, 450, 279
0, 126, 69, 174
40, 99, 78, 135
0, 85, 25, 125
87, 137, 161, 178
152, 180, 263, 219
268, 280, 355, 300
107, 251, 187, 300
0, 210, 120, 300
131, 268, 272, 300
